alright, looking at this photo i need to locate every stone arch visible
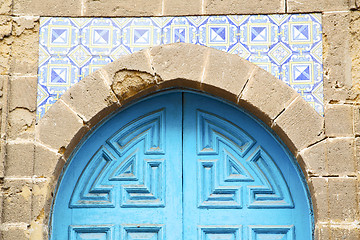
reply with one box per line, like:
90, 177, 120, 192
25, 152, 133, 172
34, 43, 324, 238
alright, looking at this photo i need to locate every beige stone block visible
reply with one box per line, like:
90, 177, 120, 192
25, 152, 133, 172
61, 73, 119, 126
84, 0, 162, 16
288, 0, 349, 12
240, 67, 298, 125
36, 100, 87, 154
314, 225, 330, 240
356, 138, 360, 173
272, 96, 324, 154
354, 106, 360, 136
0, 37, 11, 75
329, 227, 360, 239
309, 177, 328, 221
5, 142, 34, 177
327, 138, 355, 176
1, 228, 28, 240
103, 50, 154, 80
34, 143, 61, 177
31, 181, 51, 220
0, 0, 12, 15
10, 25, 39, 76
323, 12, 353, 103
9, 76, 37, 112
0, 16, 12, 40
325, 104, 353, 137
2, 180, 32, 223
12, 16, 39, 37
13, 0, 81, 16
7, 108, 35, 140
150, 43, 208, 83
204, 0, 285, 14
163, 0, 201, 15
202, 49, 254, 103
298, 140, 327, 176
328, 178, 357, 221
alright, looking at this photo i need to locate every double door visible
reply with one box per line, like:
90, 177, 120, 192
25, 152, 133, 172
51, 92, 312, 239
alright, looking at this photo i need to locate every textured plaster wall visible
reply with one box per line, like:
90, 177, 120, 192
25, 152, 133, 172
0, 0, 359, 239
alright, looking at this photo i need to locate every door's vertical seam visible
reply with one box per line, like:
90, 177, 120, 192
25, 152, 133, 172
181, 91, 185, 240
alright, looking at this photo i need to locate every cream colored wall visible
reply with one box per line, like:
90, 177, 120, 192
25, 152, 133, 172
0, 0, 359, 239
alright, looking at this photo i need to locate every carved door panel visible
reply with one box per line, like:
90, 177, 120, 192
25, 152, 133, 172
52, 93, 183, 240
182, 93, 312, 239
51, 92, 313, 240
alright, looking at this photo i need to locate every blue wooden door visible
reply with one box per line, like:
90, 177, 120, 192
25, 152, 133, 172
51, 91, 313, 240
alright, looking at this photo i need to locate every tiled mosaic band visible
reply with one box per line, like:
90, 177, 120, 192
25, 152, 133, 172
37, 14, 323, 119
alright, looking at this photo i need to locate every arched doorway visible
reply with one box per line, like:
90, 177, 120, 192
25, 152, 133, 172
50, 90, 313, 239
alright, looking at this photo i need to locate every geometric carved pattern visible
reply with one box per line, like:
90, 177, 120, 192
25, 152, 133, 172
69, 225, 114, 240
197, 110, 255, 156
122, 225, 164, 240
70, 109, 166, 208
247, 147, 294, 208
249, 225, 294, 240
198, 150, 254, 209
198, 226, 242, 240
197, 110, 293, 209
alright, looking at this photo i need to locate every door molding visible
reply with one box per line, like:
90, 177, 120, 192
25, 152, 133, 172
35, 43, 323, 239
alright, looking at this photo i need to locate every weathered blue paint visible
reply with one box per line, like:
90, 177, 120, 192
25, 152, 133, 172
50, 91, 313, 239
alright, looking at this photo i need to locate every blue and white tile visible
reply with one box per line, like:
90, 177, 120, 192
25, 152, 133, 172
39, 18, 80, 55
81, 18, 121, 55
163, 17, 197, 44
37, 14, 324, 119
198, 16, 237, 51
122, 18, 161, 53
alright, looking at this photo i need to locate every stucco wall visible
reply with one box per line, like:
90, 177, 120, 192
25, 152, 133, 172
0, 0, 359, 239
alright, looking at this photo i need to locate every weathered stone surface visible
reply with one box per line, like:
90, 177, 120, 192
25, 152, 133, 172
240, 67, 298, 125
298, 140, 327, 177
202, 49, 254, 103
355, 106, 360, 136
34, 143, 62, 177
356, 138, 360, 173
5, 142, 34, 177
61, 73, 119, 125
0, 36, 11, 75
1, 228, 28, 240
163, 0, 201, 15
328, 227, 360, 239
204, 0, 285, 14
287, 0, 349, 12
0, 0, 12, 15
12, 16, 39, 36
2, 180, 32, 223
309, 177, 328, 221
314, 225, 330, 240
84, 0, 162, 16
0, 16, 12, 40
150, 43, 208, 83
36, 100, 87, 153
325, 104, 353, 137
9, 76, 37, 112
272, 96, 324, 154
323, 12, 354, 102
31, 180, 50, 220
328, 178, 357, 221
7, 108, 35, 140
327, 138, 355, 176
111, 70, 158, 101
350, 12, 360, 102
13, 0, 81, 16
10, 22, 39, 76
